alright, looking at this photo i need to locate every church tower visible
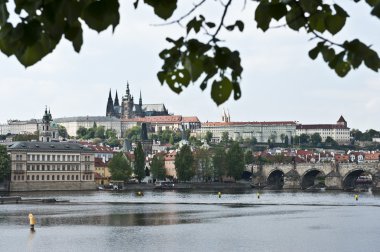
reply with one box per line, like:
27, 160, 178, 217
122, 82, 136, 119
113, 90, 120, 118
39, 107, 59, 142
106, 89, 114, 117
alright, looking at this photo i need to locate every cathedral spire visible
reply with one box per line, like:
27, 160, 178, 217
126, 82, 130, 97
139, 90, 142, 107
114, 90, 120, 107
106, 89, 114, 116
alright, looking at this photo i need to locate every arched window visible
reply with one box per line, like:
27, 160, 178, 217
52, 175, 55, 180
71, 175, 74, 180
76, 175, 79, 180
67, 175, 70, 180
47, 175, 50, 180
36, 175, 39, 180
32, 175, 35, 180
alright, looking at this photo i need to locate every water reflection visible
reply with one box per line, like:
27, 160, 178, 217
39, 211, 201, 227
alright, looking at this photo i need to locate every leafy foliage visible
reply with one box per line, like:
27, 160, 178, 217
134, 142, 146, 182
226, 142, 245, 180
193, 148, 212, 181
108, 152, 132, 181
311, 133, 322, 145
0, 0, 119, 66
150, 155, 166, 180
0, 145, 10, 181
12, 133, 38, 141
174, 144, 194, 181
58, 125, 68, 139
1, 0, 379, 105
212, 147, 226, 180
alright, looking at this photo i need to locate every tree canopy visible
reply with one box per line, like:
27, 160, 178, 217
134, 142, 146, 182
108, 152, 132, 181
175, 144, 194, 181
150, 155, 166, 180
0, 145, 10, 182
1, 0, 379, 105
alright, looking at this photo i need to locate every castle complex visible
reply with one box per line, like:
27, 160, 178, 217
106, 83, 169, 119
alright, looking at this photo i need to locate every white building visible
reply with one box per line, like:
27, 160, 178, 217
0, 119, 39, 135
196, 121, 297, 143
55, 116, 122, 138
296, 116, 350, 143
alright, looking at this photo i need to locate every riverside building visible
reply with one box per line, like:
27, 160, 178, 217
8, 109, 96, 191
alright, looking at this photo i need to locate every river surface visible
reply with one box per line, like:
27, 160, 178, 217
1, 189, 380, 252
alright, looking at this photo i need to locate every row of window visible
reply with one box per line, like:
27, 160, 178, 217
27, 164, 81, 171
13, 174, 93, 181
27, 154, 89, 162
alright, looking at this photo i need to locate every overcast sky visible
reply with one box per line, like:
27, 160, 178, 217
0, 1, 379, 131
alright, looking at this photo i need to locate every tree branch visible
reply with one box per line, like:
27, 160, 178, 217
151, 0, 207, 26
209, 0, 233, 43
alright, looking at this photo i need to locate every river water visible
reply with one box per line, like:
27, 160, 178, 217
1, 189, 380, 252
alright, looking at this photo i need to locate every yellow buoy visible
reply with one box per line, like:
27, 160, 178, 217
355, 194, 359, 201
218, 192, 222, 198
28, 213, 36, 230
257, 192, 260, 199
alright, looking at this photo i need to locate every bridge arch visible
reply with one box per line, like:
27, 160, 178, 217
300, 169, 325, 190
342, 169, 373, 190
266, 169, 284, 189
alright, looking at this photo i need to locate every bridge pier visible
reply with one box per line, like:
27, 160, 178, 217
325, 171, 343, 190
283, 169, 301, 190
372, 172, 380, 192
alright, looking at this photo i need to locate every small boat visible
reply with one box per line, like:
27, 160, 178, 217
154, 181, 175, 189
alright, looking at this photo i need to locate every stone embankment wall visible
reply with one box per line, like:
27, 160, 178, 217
10, 181, 96, 191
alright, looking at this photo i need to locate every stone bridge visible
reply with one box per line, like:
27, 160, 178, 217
250, 162, 380, 190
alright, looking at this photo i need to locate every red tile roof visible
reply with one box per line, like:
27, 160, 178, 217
296, 124, 348, 130
182, 116, 200, 123
95, 157, 107, 167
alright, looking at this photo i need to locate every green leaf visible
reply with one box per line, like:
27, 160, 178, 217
326, 14, 346, 35
363, 50, 380, 71
309, 12, 327, 33
286, 5, 306, 31
144, 0, 177, 20
334, 60, 351, 77
308, 46, 320, 60
133, 0, 139, 9
0, 2, 9, 26
186, 17, 202, 34
232, 81, 241, 100
269, 3, 287, 21
17, 34, 56, 67
371, 2, 380, 17
82, 0, 120, 33
255, 1, 272, 31
205, 22, 215, 28
64, 20, 83, 52
184, 56, 203, 82
235, 20, 244, 31
211, 77, 233, 106
321, 47, 335, 62
308, 42, 324, 60
333, 4, 349, 18
300, 0, 322, 13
